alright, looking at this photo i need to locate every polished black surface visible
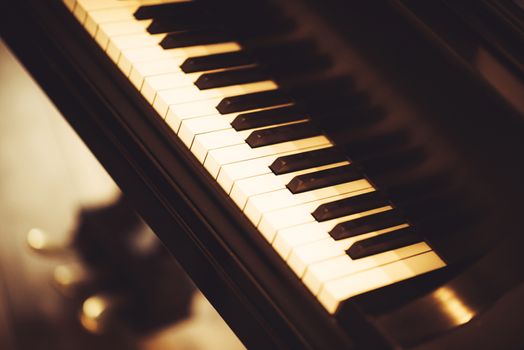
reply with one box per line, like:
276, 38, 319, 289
286, 164, 362, 194
329, 209, 406, 240
346, 226, 422, 259
245, 122, 319, 148
181, 51, 254, 73
270, 147, 345, 175
195, 66, 270, 90
216, 90, 292, 114
312, 191, 389, 222
231, 105, 305, 131
161, 28, 234, 49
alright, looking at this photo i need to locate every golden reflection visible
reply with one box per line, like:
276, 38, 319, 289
26, 228, 47, 250
80, 295, 108, 334
54, 265, 75, 286
433, 286, 475, 326
53, 263, 90, 296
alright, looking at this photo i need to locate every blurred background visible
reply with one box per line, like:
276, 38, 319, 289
0, 40, 245, 350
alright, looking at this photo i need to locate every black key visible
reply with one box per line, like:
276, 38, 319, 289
160, 29, 233, 49
287, 77, 354, 103
147, 17, 206, 34
248, 39, 318, 62
216, 90, 292, 114
312, 191, 390, 222
231, 106, 305, 131
195, 67, 271, 90
266, 54, 332, 78
287, 165, 362, 194
180, 39, 317, 73
329, 209, 406, 240
360, 147, 427, 177
385, 174, 451, 204
181, 52, 254, 73
346, 227, 422, 259
343, 130, 411, 161
232, 16, 295, 40
134, 2, 202, 20
245, 122, 319, 148
270, 147, 345, 175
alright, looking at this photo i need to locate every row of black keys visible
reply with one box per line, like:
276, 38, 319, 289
132, 1, 332, 88
179, 65, 420, 259
135, 1, 295, 44
131, 2, 424, 259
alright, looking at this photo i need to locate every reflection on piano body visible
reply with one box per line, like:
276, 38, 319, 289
2, 0, 524, 348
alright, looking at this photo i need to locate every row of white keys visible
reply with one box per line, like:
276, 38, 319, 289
192, 119, 309, 163
72, 0, 143, 23
73, 0, 173, 45
69, 0, 245, 99
186, 119, 311, 162
67, 0, 280, 144
118, 42, 242, 77
318, 250, 446, 314
176, 104, 294, 146
267, 199, 392, 253
217, 144, 331, 194
287, 224, 409, 278
302, 241, 432, 295
248, 180, 373, 230
71, 0, 182, 24
229, 161, 350, 209
287, 223, 444, 313
70, 0, 277, 157
153, 80, 277, 118
204, 136, 332, 178
64, 0, 447, 315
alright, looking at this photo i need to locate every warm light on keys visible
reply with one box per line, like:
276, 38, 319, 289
318, 251, 446, 314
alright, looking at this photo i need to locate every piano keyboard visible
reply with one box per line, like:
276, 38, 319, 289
64, 0, 446, 314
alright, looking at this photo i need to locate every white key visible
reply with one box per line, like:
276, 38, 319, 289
302, 242, 432, 295
191, 129, 248, 163
74, 0, 132, 23
118, 46, 176, 75
107, 33, 164, 62
318, 250, 446, 314
287, 224, 409, 276
204, 136, 331, 178
141, 71, 205, 103
245, 181, 373, 226
85, 6, 139, 36
230, 162, 349, 209
129, 58, 183, 88
166, 98, 224, 129
153, 80, 277, 117
73, 0, 178, 21
178, 114, 236, 147
74, 0, 178, 21
95, 19, 152, 49
64, 0, 76, 11
217, 144, 329, 193
267, 204, 391, 249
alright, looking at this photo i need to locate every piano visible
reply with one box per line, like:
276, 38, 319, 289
2, 0, 524, 348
